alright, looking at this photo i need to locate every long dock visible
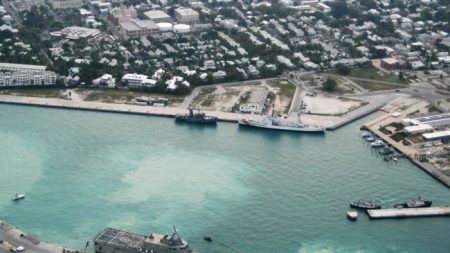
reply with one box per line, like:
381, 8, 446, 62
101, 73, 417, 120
367, 207, 450, 219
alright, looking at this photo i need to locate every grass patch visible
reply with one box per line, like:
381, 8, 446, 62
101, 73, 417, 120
0, 88, 69, 99
82, 89, 185, 104
353, 80, 405, 91
269, 80, 296, 98
346, 67, 407, 84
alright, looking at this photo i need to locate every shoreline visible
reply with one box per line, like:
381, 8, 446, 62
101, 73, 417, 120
0, 94, 248, 123
0, 218, 78, 253
0, 94, 382, 130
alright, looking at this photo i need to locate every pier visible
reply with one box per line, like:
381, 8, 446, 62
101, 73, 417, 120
367, 207, 450, 219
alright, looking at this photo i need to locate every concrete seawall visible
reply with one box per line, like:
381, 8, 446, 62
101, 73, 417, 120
0, 219, 78, 253
0, 95, 254, 123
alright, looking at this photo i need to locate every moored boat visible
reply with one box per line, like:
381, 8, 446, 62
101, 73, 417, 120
371, 140, 385, 147
394, 196, 432, 208
349, 200, 381, 210
238, 115, 325, 133
175, 109, 217, 124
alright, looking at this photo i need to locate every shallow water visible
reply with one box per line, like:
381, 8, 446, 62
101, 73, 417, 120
0, 104, 449, 253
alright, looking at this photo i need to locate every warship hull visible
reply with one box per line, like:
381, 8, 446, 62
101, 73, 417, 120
238, 119, 325, 132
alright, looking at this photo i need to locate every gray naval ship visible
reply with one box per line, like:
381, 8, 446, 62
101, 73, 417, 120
238, 114, 325, 133
94, 226, 193, 253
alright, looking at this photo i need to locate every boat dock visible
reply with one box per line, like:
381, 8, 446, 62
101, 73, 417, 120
367, 207, 450, 219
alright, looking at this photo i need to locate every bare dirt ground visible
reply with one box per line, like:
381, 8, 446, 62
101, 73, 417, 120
190, 83, 260, 112
302, 95, 366, 116
190, 80, 296, 114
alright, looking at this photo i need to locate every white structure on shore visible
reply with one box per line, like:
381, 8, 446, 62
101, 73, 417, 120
0, 63, 47, 73
240, 87, 268, 114
122, 74, 157, 88
93, 74, 116, 88
0, 62, 56, 87
0, 71, 57, 87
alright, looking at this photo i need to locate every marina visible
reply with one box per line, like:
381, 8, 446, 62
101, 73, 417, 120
367, 207, 450, 219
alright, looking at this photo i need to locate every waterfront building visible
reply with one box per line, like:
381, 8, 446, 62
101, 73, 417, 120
422, 131, 450, 143
122, 73, 156, 88
50, 0, 83, 9
403, 113, 450, 128
0, 71, 57, 87
0, 63, 47, 73
239, 87, 268, 114
174, 8, 199, 24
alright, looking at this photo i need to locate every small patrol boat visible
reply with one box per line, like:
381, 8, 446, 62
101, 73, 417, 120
394, 196, 432, 208
349, 200, 381, 210
12, 193, 25, 201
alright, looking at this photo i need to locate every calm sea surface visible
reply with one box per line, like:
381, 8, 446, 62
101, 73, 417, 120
0, 104, 449, 253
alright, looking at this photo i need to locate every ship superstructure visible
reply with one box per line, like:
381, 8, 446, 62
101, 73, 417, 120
94, 226, 192, 253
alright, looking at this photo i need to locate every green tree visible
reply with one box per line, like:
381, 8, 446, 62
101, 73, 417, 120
336, 64, 351, 75
323, 78, 337, 92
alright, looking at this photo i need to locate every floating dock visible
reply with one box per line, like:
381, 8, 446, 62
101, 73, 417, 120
367, 207, 450, 219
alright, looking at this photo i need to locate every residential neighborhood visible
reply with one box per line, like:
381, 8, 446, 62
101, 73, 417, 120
0, 0, 448, 94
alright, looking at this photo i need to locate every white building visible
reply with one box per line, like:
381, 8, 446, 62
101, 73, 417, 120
50, 0, 83, 9
174, 8, 199, 24
240, 87, 268, 114
93, 74, 116, 88
143, 10, 171, 23
0, 63, 47, 73
119, 19, 160, 39
122, 74, 156, 88
0, 71, 57, 87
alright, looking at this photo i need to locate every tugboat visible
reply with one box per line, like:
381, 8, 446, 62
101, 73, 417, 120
175, 109, 218, 124
12, 193, 25, 201
349, 200, 381, 210
394, 196, 432, 208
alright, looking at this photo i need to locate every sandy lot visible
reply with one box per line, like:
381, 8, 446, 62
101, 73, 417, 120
302, 95, 365, 115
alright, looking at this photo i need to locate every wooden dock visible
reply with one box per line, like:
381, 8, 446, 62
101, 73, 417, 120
367, 207, 450, 219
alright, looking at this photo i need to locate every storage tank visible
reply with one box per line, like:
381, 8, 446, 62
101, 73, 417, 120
173, 24, 191, 34
157, 22, 173, 32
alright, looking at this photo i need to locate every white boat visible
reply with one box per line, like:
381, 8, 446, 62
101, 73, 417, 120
392, 157, 399, 162
12, 193, 25, 201
238, 115, 325, 132
371, 140, 385, 147
361, 131, 371, 138
366, 136, 376, 142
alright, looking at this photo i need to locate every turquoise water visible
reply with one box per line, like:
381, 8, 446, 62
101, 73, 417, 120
0, 104, 449, 253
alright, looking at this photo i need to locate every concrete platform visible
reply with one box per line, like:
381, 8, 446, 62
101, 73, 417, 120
367, 207, 450, 219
